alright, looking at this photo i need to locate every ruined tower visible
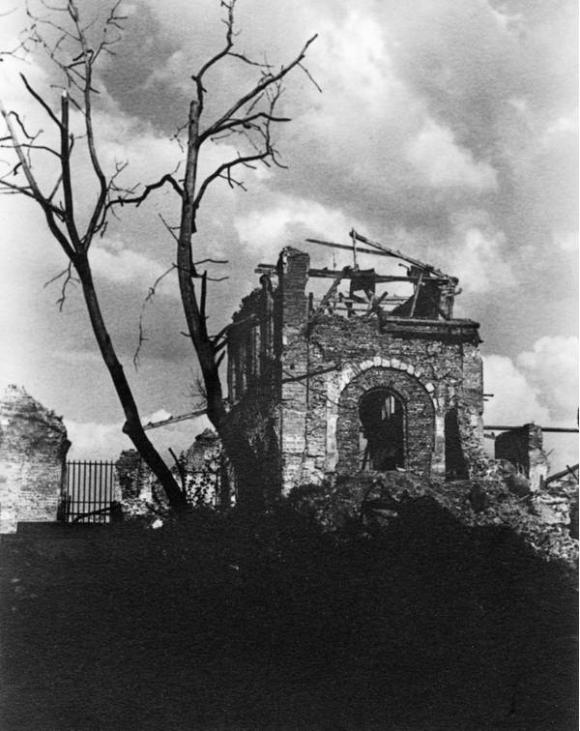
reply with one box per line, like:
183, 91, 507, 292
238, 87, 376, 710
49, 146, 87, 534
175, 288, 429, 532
226, 234, 485, 500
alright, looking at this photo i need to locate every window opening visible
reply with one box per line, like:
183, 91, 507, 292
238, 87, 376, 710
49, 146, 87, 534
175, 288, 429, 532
445, 408, 468, 479
359, 389, 405, 471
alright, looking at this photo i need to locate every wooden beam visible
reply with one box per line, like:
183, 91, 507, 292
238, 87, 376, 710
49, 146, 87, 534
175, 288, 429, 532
255, 264, 448, 284
305, 237, 395, 259
307, 266, 349, 335
351, 229, 453, 280
483, 425, 579, 433
409, 270, 424, 318
143, 408, 207, 430
544, 463, 579, 487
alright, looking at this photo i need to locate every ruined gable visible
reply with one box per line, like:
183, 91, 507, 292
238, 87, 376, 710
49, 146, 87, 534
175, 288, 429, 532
226, 236, 485, 502
0, 385, 70, 532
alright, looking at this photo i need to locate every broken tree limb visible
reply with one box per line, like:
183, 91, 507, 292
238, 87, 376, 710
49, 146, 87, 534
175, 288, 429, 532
143, 408, 208, 430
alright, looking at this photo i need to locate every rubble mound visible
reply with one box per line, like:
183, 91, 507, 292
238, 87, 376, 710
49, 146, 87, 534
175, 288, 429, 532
287, 469, 578, 572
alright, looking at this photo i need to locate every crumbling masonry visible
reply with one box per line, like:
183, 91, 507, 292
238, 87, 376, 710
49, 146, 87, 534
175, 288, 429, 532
0, 385, 70, 532
226, 239, 485, 502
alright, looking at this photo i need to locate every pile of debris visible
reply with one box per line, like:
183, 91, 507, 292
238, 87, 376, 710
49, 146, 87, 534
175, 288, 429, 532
287, 466, 578, 571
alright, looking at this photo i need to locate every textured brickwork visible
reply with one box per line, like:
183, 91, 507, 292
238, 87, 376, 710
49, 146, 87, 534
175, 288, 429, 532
495, 423, 549, 491
337, 366, 435, 475
226, 248, 485, 500
0, 385, 70, 532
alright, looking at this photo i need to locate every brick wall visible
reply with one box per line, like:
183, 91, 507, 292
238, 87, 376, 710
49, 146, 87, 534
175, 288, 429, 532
226, 247, 485, 500
336, 366, 435, 475
0, 385, 70, 532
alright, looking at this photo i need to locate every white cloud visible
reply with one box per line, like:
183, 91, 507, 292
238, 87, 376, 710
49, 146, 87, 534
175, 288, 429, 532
65, 412, 211, 461
65, 418, 131, 460
234, 195, 360, 259
90, 238, 176, 292
453, 226, 515, 294
516, 336, 578, 423
483, 349, 579, 470
407, 120, 498, 190
553, 231, 578, 253
483, 354, 550, 426
316, 10, 393, 110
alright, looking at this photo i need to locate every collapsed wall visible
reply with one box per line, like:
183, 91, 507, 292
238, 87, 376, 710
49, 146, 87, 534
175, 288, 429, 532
0, 385, 70, 532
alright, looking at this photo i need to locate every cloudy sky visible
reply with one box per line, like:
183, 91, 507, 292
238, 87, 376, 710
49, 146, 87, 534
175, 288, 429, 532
0, 0, 577, 467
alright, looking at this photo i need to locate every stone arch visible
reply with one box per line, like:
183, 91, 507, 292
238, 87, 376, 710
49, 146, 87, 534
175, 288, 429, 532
326, 360, 438, 476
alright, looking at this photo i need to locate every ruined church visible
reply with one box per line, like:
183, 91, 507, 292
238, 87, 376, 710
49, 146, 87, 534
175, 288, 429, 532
225, 231, 485, 500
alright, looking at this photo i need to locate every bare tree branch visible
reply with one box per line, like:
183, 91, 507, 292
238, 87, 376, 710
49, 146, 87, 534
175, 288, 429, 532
59, 91, 82, 248
0, 97, 75, 259
20, 73, 63, 129
133, 264, 177, 368
110, 173, 184, 209
200, 33, 318, 142
193, 257, 229, 266
43, 261, 78, 310
2, 0, 318, 512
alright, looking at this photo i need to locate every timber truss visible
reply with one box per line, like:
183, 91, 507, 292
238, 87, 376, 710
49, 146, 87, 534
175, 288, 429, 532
256, 229, 462, 326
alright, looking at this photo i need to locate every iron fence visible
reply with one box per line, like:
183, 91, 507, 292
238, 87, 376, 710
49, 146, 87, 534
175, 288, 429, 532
60, 460, 119, 524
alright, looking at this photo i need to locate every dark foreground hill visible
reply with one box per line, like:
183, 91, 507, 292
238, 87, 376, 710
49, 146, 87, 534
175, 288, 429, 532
1, 479, 577, 730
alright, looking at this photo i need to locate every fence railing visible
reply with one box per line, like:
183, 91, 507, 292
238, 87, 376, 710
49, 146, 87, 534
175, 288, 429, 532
60, 460, 118, 524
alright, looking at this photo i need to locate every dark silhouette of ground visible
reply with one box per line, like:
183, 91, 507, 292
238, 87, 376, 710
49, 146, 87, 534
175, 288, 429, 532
1, 500, 577, 730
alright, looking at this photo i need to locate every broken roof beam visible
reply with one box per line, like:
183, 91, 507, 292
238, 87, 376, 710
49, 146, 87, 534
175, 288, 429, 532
305, 237, 395, 260
308, 268, 447, 283
351, 230, 454, 281
306, 266, 349, 335
255, 264, 449, 284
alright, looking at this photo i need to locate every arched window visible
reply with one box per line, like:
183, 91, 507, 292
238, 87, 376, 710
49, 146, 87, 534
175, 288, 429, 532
359, 388, 406, 471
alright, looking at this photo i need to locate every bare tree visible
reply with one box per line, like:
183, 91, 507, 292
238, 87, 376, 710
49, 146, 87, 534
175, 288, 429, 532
0, 0, 317, 511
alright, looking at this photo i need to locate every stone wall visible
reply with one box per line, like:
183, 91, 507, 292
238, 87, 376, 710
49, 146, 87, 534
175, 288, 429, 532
0, 385, 70, 533
179, 429, 232, 507
495, 423, 548, 491
336, 366, 435, 476
226, 247, 486, 500
277, 298, 484, 490
116, 431, 235, 517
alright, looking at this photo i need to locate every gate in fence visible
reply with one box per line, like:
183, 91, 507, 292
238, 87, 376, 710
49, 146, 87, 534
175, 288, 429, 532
60, 460, 120, 524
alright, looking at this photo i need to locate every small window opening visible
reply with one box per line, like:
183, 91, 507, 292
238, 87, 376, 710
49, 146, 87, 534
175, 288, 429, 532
359, 389, 405, 471
445, 408, 468, 479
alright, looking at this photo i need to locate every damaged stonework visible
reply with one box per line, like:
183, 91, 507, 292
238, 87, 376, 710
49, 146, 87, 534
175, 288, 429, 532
0, 385, 70, 533
178, 429, 232, 507
115, 449, 159, 518
225, 241, 486, 503
116, 429, 232, 518
493, 424, 579, 533
495, 423, 549, 491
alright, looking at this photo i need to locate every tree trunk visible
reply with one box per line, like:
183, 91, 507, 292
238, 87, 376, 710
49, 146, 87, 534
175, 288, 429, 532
75, 255, 189, 512
175, 102, 266, 511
